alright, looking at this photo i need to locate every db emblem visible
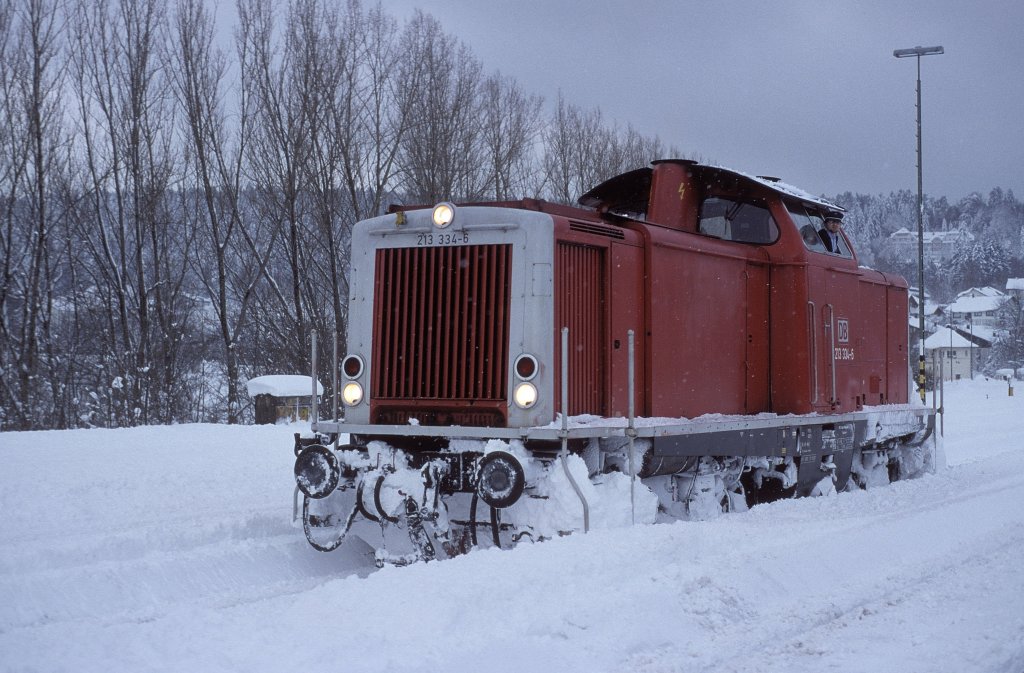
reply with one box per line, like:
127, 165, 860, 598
837, 319, 850, 344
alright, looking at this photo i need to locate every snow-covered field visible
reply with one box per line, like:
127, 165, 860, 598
2, 378, 1023, 673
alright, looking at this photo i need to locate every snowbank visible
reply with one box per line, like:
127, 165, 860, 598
1, 379, 1022, 672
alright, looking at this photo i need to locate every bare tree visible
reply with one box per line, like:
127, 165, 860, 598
335, 1, 421, 222
480, 72, 543, 200
542, 93, 602, 204
541, 93, 680, 205
398, 11, 486, 204
237, 0, 409, 386
0, 0, 67, 430
68, 0, 185, 426
172, 0, 276, 422
289, 0, 349, 355
237, 0, 315, 376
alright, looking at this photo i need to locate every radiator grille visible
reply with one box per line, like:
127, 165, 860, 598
372, 244, 512, 403
556, 242, 606, 415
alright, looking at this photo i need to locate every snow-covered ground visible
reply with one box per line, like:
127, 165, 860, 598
1, 378, 1022, 673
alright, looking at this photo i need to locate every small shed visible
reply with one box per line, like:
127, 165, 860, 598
246, 375, 324, 425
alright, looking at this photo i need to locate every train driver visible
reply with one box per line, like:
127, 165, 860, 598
818, 215, 844, 254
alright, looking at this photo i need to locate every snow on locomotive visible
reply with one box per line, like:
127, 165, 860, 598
293, 159, 936, 565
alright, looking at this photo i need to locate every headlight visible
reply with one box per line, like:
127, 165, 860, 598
342, 382, 363, 406
513, 382, 537, 409
477, 450, 525, 509
432, 202, 455, 228
294, 444, 340, 499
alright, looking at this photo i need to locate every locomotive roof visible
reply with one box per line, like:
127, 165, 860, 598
579, 160, 845, 217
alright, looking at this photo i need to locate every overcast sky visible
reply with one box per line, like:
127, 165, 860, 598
376, 0, 1023, 201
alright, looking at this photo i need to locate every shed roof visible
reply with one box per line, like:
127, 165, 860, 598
246, 375, 323, 398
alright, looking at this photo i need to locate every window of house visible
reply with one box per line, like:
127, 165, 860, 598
698, 197, 779, 244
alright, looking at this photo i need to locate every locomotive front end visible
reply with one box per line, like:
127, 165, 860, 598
293, 202, 583, 564
343, 202, 557, 433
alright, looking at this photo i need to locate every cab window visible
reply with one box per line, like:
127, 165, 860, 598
698, 197, 779, 244
787, 202, 852, 257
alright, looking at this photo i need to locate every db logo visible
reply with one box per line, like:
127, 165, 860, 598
837, 319, 850, 344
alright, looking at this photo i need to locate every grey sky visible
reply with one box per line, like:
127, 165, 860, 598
380, 0, 1023, 200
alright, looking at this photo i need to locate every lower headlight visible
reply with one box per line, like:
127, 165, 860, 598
342, 382, 363, 406
513, 382, 537, 409
294, 444, 340, 499
477, 450, 526, 509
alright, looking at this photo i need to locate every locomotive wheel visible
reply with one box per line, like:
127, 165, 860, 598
740, 470, 797, 507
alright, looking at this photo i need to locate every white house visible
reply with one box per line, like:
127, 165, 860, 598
946, 294, 1006, 327
955, 286, 1005, 299
1007, 278, 1024, 300
923, 326, 985, 381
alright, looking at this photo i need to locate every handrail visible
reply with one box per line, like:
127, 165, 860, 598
558, 326, 590, 533
627, 329, 637, 524
807, 302, 818, 403
311, 332, 318, 427
332, 333, 339, 450
825, 303, 837, 406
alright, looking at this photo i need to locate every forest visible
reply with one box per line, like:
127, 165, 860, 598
2, 0, 1023, 430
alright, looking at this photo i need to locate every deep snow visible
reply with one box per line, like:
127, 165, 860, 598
1, 378, 1023, 673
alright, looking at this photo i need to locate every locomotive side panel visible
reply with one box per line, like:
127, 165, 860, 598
886, 282, 911, 404
768, 263, 815, 415
856, 274, 892, 407
744, 260, 771, 414
648, 235, 753, 417
608, 238, 646, 417
805, 264, 863, 413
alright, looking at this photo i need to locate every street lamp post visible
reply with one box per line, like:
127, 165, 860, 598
948, 323, 954, 382
894, 45, 943, 401
968, 315, 973, 379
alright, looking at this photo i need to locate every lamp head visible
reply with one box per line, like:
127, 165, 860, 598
894, 46, 944, 58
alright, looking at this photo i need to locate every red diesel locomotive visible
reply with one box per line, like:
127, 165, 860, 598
294, 159, 936, 564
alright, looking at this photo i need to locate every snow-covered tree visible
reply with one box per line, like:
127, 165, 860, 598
945, 240, 1014, 290
990, 296, 1024, 374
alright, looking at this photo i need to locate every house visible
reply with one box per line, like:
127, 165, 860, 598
888, 227, 974, 265
1007, 278, 1024, 300
955, 286, 1005, 299
923, 326, 989, 382
946, 293, 1006, 328
246, 375, 323, 424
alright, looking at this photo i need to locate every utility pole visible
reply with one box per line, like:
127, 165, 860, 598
894, 45, 944, 401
